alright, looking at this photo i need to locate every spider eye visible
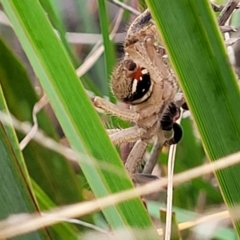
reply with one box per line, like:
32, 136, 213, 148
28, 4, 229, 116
125, 60, 137, 71
124, 67, 153, 104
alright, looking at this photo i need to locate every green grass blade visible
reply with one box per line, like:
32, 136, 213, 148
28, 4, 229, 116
97, 0, 116, 78
32, 180, 78, 239
1, 0, 157, 235
0, 40, 80, 238
97, 0, 116, 99
0, 37, 83, 205
40, 0, 79, 66
146, 0, 240, 235
0, 87, 50, 240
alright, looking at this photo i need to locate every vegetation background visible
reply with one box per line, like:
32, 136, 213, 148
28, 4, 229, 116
0, 0, 239, 239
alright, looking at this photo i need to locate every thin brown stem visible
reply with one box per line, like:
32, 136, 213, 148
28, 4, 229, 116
218, 0, 240, 26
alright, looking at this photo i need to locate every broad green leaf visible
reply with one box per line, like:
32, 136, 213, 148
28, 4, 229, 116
32, 180, 78, 239
0, 37, 83, 206
1, 0, 157, 236
97, 0, 116, 100
39, 0, 79, 66
0, 87, 49, 240
0, 39, 79, 237
146, 0, 240, 236
97, 0, 116, 78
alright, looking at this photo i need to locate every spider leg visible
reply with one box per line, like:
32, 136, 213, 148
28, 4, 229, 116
92, 96, 139, 122
161, 102, 183, 143
93, 96, 161, 126
142, 137, 165, 174
106, 128, 122, 135
125, 139, 148, 176
133, 173, 159, 184
211, 3, 224, 12
161, 102, 180, 132
173, 92, 186, 108
142, 102, 183, 174
108, 126, 146, 145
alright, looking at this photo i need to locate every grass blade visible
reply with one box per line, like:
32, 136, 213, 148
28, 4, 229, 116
0, 37, 83, 205
0, 87, 50, 240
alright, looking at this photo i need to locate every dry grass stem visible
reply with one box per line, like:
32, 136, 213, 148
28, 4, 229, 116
0, 150, 240, 238
76, 8, 124, 77
158, 210, 229, 236
0, 111, 128, 179
19, 94, 48, 150
165, 111, 182, 240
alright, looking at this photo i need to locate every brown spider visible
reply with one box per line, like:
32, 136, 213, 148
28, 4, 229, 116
92, 9, 184, 181
92, 2, 238, 180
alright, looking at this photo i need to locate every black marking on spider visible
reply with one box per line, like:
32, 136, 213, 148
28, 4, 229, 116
161, 102, 180, 131
161, 102, 183, 144
168, 123, 183, 145
138, 10, 152, 27
123, 67, 152, 104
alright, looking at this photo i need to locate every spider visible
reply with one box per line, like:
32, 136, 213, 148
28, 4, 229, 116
92, 9, 185, 181
92, 4, 236, 181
